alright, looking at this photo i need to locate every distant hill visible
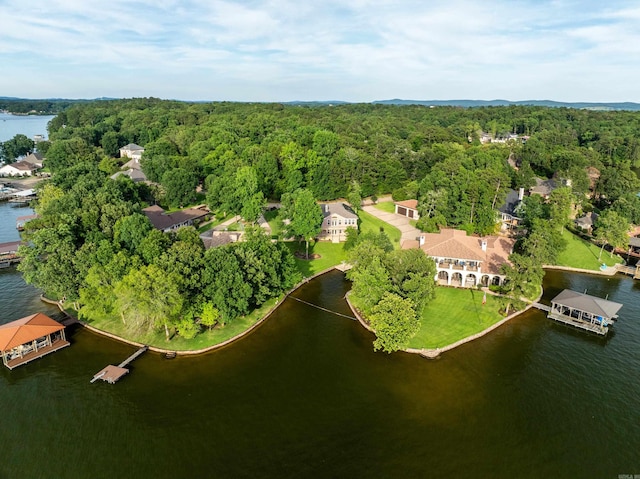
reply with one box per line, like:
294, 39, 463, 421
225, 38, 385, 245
372, 99, 640, 111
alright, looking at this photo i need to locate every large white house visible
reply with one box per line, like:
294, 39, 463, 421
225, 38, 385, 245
119, 143, 144, 161
402, 229, 515, 288
318, 202, 358, 243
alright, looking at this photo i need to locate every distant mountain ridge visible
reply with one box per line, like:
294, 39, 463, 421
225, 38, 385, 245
372, 99, 640, 111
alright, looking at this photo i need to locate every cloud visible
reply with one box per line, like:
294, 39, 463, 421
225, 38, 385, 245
0, 0, 638, 101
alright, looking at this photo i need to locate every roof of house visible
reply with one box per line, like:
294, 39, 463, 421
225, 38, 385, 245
0, 160, 36, 172
110, 168, 147, 182
498, 189, 521, 216
322, 202, 358, 219
0, 313, 64, 351
21, 152, 44, 166
122, 158, 141, 170
405, 228, 515, 274
628, 236, 640, 248
143, 205, 208, 231
199, 230, 243, 249
395, 199, 418, 210
120, 143, 144, 151
575, 212, 598, 228
551, 289, 623, 318
530, 177, 557, 197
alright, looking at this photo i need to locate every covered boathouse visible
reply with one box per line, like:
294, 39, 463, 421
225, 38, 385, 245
549, 289, 623, 335
0, 313, 70, 369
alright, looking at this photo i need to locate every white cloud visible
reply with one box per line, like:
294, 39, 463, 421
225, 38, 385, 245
0, 0, 639, 101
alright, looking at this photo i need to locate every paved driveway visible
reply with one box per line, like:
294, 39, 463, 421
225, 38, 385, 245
362, 205, 422, 244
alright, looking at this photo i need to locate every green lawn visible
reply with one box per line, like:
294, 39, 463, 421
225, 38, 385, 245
77, 297, 279, 351
197, 212, 234, 233
555, 229, 623, 270
373, 201, 396, 213
284, 241, 347, 277
410, 287, 504, 349
264, 208, 285, 238
358, 209, 402, 249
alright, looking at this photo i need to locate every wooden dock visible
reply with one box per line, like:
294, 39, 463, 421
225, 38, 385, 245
532, 302, 550, 312
91, 345, 148, 384
616, 264, 640, 279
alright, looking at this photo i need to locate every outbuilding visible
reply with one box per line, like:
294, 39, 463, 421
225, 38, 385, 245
0, 313, 69, 369
548, 289, 623, 335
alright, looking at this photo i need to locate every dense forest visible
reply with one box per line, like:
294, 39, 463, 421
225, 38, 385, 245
17, 99, 640, 342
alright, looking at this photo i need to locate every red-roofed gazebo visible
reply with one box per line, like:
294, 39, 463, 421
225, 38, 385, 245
0, 313, 69, 369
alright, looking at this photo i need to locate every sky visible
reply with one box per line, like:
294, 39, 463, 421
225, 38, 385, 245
1, 0, 640, 102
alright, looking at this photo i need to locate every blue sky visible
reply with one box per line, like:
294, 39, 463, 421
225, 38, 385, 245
1, 0, 639, 102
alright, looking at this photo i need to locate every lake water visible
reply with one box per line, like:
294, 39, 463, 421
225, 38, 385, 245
0, 110, 639, 477
1, 198, 639, 479
0, 112, 54, 143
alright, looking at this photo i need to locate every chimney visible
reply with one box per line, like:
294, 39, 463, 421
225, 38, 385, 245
518, 187, 524, 201
481, 239, 487, 252
419, 236, 425, 247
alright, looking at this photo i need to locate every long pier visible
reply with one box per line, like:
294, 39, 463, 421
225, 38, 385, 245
91, 345, 148, 384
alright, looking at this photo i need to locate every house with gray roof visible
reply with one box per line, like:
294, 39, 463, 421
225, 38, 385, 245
143, 205, 208, 232
318, 202, 358, 243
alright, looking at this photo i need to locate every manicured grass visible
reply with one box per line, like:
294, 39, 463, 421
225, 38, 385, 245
373, 201, 396, 213
410, 287, 504, 349
77, 297, 279, 351
284, 241, 347, 277
264, 208, 285, 238
358, 209, 402, 249
555, 229, 623, 270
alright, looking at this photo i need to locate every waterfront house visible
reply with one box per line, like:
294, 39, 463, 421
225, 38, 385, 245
498, 188, 524, 231
143, 205, 209, 232
403, 229, 515, 287
318, 202, 358, 243
0, 160, 38, 177
394, 199, 420, 220
119, 143, 145, 161
0, 313, 70, 369
548, 289, 623, 335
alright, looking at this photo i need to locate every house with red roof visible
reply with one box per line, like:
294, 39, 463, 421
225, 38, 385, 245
402, 229, 515, 287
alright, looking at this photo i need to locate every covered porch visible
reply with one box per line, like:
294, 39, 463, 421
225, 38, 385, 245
0, 313, 70, 370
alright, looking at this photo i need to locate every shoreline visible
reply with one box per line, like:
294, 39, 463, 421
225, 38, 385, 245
42, 263, 623, 358
43, 266, 341, 356
345, 286, 544, 359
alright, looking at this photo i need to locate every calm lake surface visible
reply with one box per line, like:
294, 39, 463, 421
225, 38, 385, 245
0, 112, 54, 143
0, 113, 639, 477
1, 198, 639, 479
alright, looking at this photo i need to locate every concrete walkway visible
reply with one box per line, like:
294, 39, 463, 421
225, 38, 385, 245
362, 204, 422, 245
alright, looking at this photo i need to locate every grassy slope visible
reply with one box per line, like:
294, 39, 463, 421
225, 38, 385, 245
408, 287, 504, 349
555, 229, 623, 270
81, 298, 279, 351
358, 209, 402, 249
284, 241, 347, 277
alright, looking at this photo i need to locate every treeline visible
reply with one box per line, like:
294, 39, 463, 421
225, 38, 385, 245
42, 99, 640, 233
18, 99, 640, 341
0, 98, 85, 115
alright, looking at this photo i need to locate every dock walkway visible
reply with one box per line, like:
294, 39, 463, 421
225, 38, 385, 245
91, 345, 148, 384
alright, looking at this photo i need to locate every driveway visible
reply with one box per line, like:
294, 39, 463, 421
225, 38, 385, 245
362, 205, 422, 245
